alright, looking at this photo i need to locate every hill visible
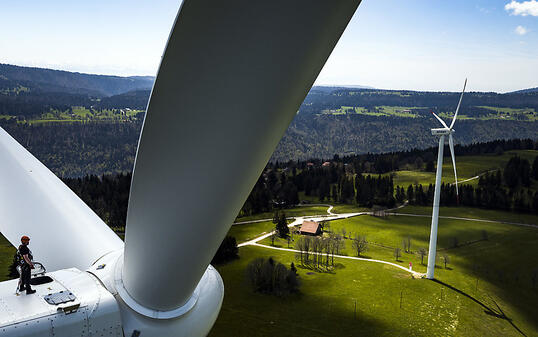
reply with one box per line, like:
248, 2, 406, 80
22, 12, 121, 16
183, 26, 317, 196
0, 63, 154, 96
510, 87, 538, 94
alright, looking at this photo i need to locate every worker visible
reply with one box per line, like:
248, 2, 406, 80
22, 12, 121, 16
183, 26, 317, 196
18, 235, 36, 295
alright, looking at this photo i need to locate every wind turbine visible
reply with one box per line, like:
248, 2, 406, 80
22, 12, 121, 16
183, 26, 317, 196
426, 79, 466, 280
0, 1, 362, 336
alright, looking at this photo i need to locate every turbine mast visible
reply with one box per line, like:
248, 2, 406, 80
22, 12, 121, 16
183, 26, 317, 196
426, 135, 445, 279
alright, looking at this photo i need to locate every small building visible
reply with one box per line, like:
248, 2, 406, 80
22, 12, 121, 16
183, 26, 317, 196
300, 220, 321, 236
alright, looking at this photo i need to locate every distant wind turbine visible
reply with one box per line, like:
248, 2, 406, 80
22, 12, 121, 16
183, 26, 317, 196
426, 79, 466, 280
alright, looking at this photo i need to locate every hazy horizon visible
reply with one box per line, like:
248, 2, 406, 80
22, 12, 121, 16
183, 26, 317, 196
1, 0, 537, 93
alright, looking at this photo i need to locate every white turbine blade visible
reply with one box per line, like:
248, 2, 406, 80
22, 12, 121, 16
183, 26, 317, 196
0, 127, 123, 272
449, 78, 467, 129
449, 133, 459, 197
123, 0, 361, 311
431, 111, 449, 129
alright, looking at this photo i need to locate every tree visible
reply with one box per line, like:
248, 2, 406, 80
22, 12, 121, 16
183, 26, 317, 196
290, 262, 297, 276
7, 252, 19, 279
451, 237, 459, 248
274, 211, 289, 238
402, 236, 411, 253
394, 247, 402, 261
211, 236, 238, 264
331, 185, 338, 202
246, 257, 299, 296
441, 254, 450, 269
532, 156, 538, 180
425, 160, 435, 172
418, 248, 427, 265
351, 235, 368, 257
295, 236, 305, 265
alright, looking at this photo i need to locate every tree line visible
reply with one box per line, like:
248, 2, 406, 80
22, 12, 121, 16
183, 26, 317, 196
400, 155, 538, 213
56, 138, 537, 231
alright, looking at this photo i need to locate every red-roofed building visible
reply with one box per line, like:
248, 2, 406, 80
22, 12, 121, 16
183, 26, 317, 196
299, 220, 321, 236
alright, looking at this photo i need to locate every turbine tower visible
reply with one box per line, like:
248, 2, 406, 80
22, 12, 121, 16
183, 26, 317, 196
426, 79, 467, 280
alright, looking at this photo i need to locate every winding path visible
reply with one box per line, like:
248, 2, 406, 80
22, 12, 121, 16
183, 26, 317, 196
250, 242, 423, 277
235, 202, 536, 277
388, 212, 537, 229
237, 204, 423, 277
451, 169, 498, 186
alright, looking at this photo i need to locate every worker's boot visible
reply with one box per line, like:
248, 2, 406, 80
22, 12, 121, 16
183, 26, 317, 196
26, 287, 36, 295
18, 286, 25, 292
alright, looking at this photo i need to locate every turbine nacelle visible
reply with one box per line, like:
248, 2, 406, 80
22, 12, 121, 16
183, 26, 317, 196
431, 128, 454, 136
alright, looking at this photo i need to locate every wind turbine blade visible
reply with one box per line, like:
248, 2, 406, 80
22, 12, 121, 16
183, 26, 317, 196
431, 111, 449, 129
122, 0, 362, 312
449, 133, 459, 199
0, 127, 123, 272
449, 78, 467, 129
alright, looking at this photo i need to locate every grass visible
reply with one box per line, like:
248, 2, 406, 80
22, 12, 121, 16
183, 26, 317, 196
14, 107, 145, 124
392, 150, 538, 188
228, 220, 276, 244
235, 205, 332, 223
0, 234, 15, 282
322, 105, 424, 118
394, 205, 538, 226
320, 104, 538, 121
331, 204, 369, 214
211, 206, 538, 336
1, 204, 537, 335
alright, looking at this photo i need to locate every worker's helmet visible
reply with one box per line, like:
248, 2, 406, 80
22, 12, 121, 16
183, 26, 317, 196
21, 235, 30, 242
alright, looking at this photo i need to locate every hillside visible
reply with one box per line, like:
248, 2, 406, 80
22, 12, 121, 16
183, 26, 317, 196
0, 63, 154, 96
1, 64, 537, 172
272, 114, 538, 161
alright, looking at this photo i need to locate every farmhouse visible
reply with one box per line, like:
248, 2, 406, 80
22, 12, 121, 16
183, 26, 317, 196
300, 220, 321, 236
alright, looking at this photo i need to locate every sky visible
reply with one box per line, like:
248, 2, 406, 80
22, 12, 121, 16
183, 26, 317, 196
1, 0, 537, 92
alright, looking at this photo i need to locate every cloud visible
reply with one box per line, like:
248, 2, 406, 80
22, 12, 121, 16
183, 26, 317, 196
477, 6, 491, 14
515, 25, 529, 34
505, 0, 538, 16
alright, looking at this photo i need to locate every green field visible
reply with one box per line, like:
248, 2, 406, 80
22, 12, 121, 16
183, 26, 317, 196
391, 149, 538, 188
1, 203, 537, 335
211, 207, 538, 336
228, 220, 277, 244
322, 104, 538, 121
322, 105, 424, 118
0, 234, 14, 282
16, 106, 144, 124
235, 205, 332, 223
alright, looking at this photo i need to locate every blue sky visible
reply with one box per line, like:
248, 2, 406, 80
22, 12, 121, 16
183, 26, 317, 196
1, 0, 537, 92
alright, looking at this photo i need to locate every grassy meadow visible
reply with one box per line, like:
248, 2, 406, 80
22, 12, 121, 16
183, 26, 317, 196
12, 106, 144, 124
321, 104, 538, 121
1, 204, 536, 336
391, 149, 538, 188
211, 206, 538, 336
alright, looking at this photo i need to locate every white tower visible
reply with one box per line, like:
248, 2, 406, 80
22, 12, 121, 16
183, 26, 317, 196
426, 79, 466, 279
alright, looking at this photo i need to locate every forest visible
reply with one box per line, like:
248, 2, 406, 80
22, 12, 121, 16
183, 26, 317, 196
61, 138, 538, 231
2, 63, 538, 173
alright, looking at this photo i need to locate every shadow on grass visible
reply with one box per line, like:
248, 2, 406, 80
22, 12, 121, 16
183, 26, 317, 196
431, 279, 527, 336
296, 262, 343, 274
